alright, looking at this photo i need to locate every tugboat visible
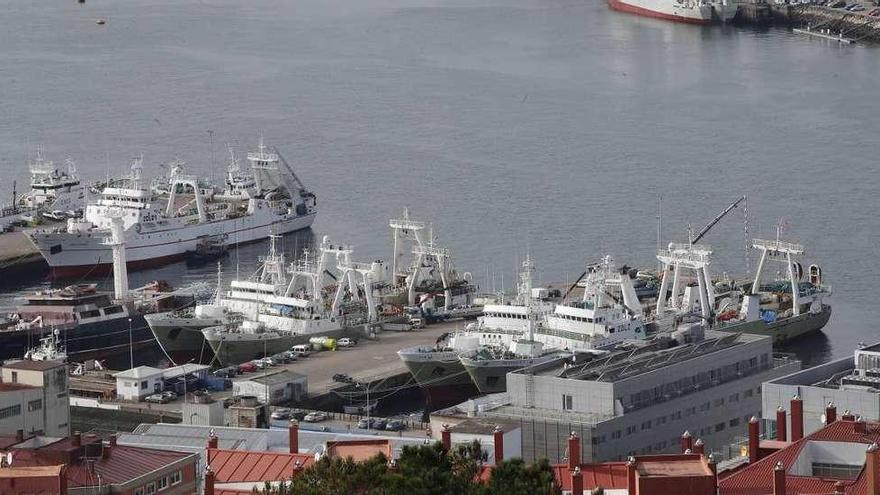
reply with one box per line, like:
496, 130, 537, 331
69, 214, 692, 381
23, 328, 68, 362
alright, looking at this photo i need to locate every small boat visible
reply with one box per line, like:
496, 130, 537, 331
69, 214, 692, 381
185, 235, 229, 267
23, 329, 68, 363
96, 19, 106, 25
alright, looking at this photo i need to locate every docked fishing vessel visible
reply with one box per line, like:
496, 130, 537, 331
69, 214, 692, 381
28, 138, 317, 278
459, 256, 649, 395
0, 282, 190, 362
23, 329, 68, 362
399, 256, 554, 407
608, 0, 737, 25
0, 152, 87, 230
654, 235, 831, 345
201, 237, 381, 367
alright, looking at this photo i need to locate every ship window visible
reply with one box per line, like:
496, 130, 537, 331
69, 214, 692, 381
104, 306, 124, 315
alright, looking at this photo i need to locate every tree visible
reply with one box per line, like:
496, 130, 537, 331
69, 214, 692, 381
254, 440, 560, 495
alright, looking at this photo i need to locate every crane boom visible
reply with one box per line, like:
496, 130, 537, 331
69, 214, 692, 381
691, 196, 746, 245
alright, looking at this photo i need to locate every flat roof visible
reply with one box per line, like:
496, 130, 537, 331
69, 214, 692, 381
3, 359, 66, 371
524, 331, 765, 383
113, 366, 163, 379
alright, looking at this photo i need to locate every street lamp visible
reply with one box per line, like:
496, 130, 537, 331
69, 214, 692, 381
357, 382, 371, 425
127, 318, 133, 369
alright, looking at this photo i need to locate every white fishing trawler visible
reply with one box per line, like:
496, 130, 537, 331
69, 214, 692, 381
0, 151, 87, 230
28, 138, 316, 277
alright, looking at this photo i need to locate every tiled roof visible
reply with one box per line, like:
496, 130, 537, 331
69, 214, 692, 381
325, 439, 392, 462
553, 462, 629, 491
207, 448, 314, 483
8, 441, 194, 487
719, 420, 880, 495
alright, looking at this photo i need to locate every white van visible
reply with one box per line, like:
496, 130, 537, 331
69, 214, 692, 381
291, 344, 312, 357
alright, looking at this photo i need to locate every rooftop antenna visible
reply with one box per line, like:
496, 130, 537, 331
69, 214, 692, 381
208, 130, 215, 185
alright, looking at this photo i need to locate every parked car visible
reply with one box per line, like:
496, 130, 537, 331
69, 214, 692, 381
385, 420, 405, 431
238, 362, 257, 373
290, 409, 307, 421
271, 408, 291, 420
271, 353, 290, 364
145, 393, 171, 404
213, 366, 238, 378
291, 345, 311, 357
357, 418, 371, 429
337, 338, 357, 348
370, 418, 387, 430
161, 391, 178, 401
303, 411, 328, 423
42, 210, 67, 221
851, 4, 865, 10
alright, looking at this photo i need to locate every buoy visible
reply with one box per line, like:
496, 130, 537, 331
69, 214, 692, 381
96, 18, 106, 25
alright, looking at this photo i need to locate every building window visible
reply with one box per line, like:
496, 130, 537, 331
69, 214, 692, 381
171, 470, 182, 485
28, 399, 43, 412
612, 430, 622, 439
641, 421, 652, 430
714, 398, 725, 407
141, 381, 148, 390
0, 405, 21, 420
158, 476, 168, 490
730, 417, 740, 428
812, 463, 862, 480
562, 394, 573, 411
10, 372, 17, 384
145, 482, 156, 495
729, 393, 739, 403
57, 392, 67, 399
700, 402, 710, 412
715, 422, 725, 432
744, 389, 754, 398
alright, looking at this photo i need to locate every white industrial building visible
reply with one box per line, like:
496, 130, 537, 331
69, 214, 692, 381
114, 363, 211, 401
0, 359, 70, 438
763, 342, 880, 437
232, 370, 308, 405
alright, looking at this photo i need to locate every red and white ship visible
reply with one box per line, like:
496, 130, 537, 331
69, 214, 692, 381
608, 0, 738, 24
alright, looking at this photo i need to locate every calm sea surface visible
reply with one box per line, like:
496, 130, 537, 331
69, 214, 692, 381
0, 0, 878, 367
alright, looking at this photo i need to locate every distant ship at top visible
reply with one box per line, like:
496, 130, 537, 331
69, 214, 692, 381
608, 0, 737, 24
28, 137, 317, 278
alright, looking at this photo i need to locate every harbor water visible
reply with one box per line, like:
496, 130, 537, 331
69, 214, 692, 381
0, 0, 878, 368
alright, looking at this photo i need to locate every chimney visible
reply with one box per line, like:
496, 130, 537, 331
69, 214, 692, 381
776, 406, 787, 442
387, 459, 398, 472
791, 395, 804, 441
293, 460, 304, 476
72, 431, 82, 447
680, 430, 693, 454
748, 416, 760, 464
826, 402, 837, 424
834, 480, 846, 495
102, 442, 111, 460
441, 424, 452, 452
693, 438, 705, 455
857, 416, 868, 434
15, 429, 23, 442
207, 432, 218, 450
773, 461, 786, 495
289, 420, 299, 454
626, 457, 637, 494
867, 443, 880, 495
842, 410, 856, 422
567, 432, 581, 470
109, 434, 117, 447
204, 466, 215, 495
493, 426, 504, 464
571, 466, 584, 495
708, 454, 717, 487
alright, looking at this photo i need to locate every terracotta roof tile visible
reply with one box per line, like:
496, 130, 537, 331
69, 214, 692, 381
207, 448, 314, 483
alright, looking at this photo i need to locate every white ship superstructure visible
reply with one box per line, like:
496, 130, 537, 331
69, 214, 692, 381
28, 138, 317, 277
541, 256, 647, 351
0, 151, 87, 230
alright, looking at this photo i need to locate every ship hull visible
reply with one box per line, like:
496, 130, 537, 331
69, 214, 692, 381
30, 211, 316, 278
398, 352, 478, 410
0, 314, 152, 362
461, 353, 571, 395
716, 305, 832, 345
146, 314, 222, 365
204, 326, 356, 367
607, 0, 737, 24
